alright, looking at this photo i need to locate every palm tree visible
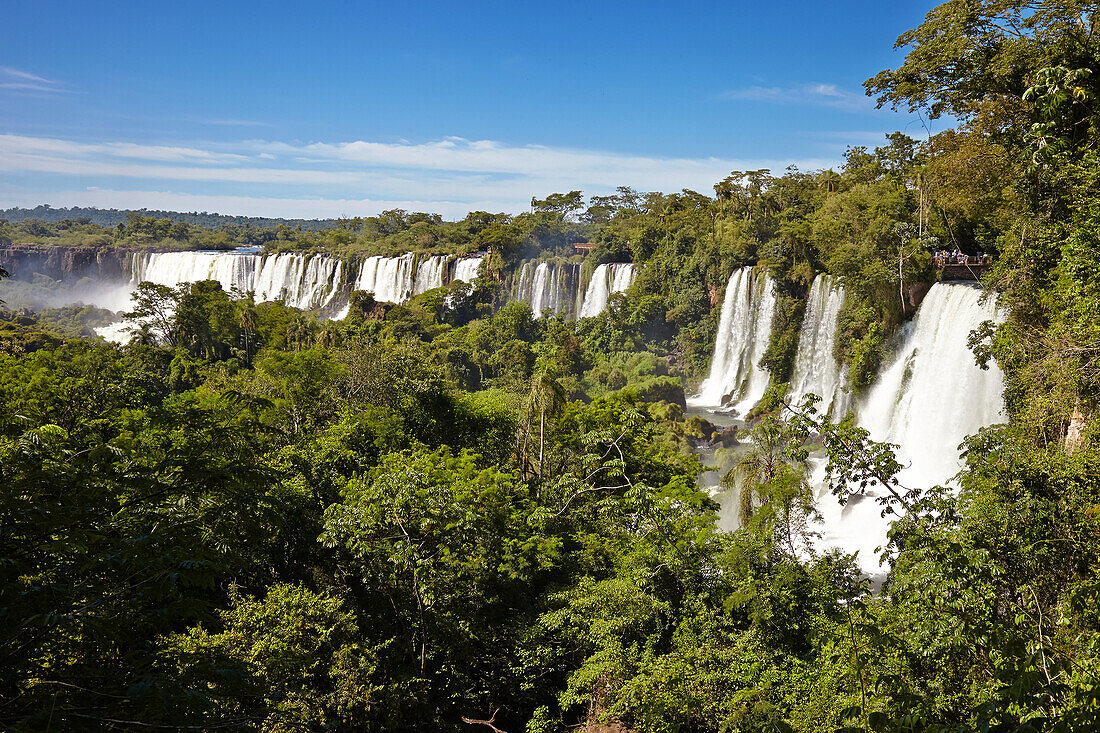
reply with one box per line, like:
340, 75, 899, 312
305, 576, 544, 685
721, 416, 814, 557
286, 315, 312, 352
133, 323, 157, 347
524, 364, 566, 481
237, 304, 257, 361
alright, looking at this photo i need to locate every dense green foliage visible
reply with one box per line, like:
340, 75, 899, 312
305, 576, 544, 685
5, 2, 1100, 730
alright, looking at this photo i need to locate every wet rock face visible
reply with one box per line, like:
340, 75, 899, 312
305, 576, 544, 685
0, 246, 129, 282
714, 426, 739, 448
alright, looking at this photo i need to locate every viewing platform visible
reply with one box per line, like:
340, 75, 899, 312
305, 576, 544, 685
939, 262, 991, 281
934, 252, 993, 282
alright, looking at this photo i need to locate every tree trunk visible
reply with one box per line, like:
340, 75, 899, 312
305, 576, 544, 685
538, 408, 545, 481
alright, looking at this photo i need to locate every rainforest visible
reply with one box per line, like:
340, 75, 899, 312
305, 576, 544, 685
3, 2, 1100, 731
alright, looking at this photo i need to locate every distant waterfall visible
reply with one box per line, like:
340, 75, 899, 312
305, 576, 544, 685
131, 251, 254, 294
354, 254, 417, 303
692, 266, 777, 414
513, 260, 582, 318
788, 275, 850, 418
530, 263, 555, 317
413, 255, 448, 295
254, 254, 343, 309
130, 250, 343, 310
351, 252, 487, 305
453, 255, 484, 283
858, 282, 1006, 488
578, 263, 635, 318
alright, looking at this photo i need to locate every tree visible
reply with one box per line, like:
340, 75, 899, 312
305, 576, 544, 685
525, 357, 566, 480
720, 416, 815, 557
865, 0, 1099, 155
124, 281, 180, 345
531, 191, 585, 220
320, 448, 557, 728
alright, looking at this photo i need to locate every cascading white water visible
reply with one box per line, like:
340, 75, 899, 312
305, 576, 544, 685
788, 274, 850, 418
858, 282, 1006, 487
691, 266, 777, 414
530, 263, 554, 317
254, 253, 343, 309
578, 263, 635, 318
514, 262, 534, 302
129, 250, 343, 310
413, 255, 448, 295
94, 320, 136, 344
130, 251, 256, 294
354, 254, 417, 303
808, 282, 1006, 575
453, 254, 484, 283
511, 260, 581, 318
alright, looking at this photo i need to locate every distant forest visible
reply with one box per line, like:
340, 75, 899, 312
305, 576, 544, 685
0, 204, 337, 232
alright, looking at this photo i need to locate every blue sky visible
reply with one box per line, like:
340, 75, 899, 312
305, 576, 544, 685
0, 1, 942, 219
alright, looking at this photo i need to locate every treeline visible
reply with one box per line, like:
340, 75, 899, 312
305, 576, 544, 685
0, 204, 337, 231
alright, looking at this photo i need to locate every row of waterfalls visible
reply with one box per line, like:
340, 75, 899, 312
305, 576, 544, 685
122, 250, 635, 320
127, 250, 487, 313
690, 266, 1006, 574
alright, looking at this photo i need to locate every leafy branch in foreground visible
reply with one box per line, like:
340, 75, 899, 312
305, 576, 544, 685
783, 394, 918, 516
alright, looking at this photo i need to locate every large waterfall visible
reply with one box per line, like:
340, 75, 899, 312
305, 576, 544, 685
788, 274, 850, 418
413, 255, 449, 295
126, 250, 489, 324
130, 250, 344, 310
578, 263, 635, 318
514, 261, 583, 318
691, 266, 777, 414
858, 282, 1005, 487
806, 282, 1006, 575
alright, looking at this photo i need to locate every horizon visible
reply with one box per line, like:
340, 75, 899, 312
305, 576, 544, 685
3, 1, 940, 219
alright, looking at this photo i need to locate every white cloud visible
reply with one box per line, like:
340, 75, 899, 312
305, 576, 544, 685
0, 66, 67, 93
0, 132, 843, 217
0, 134, 248, 164
720, 83, 871, 112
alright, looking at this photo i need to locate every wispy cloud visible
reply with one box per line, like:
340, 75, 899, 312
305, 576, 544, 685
0, 132, 844, 218
0, 66, 68, 93
720, 83, 870, 112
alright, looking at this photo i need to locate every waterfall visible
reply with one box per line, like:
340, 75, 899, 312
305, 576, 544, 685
453, 254, 484, 283
804, 282, 1006, 576
95, 320, 135, 344
691, 266, 777, 414
858, 282, 1006, 488
129, 250, 344, 310
788, 274, 850, 418
512, 260, 582, 318
354, 254, 417, 303
513, 262, 534, 304
130, 251, 256, 294
413, 255, 448, 294
530, 263, 553, 317
254, 253, 343, 309
578, 263, 635, 318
